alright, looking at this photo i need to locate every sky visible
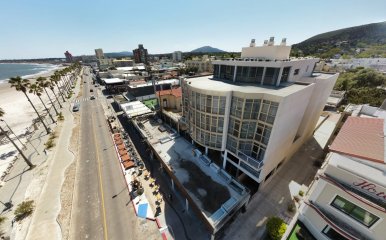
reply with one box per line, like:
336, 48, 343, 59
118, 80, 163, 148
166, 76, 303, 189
0, 0, 385, 59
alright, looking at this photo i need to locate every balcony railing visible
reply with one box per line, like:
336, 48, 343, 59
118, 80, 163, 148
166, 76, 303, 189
237, 150, 264, 169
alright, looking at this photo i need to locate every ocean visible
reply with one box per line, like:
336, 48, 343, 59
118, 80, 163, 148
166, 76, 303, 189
0, 63, 58, 83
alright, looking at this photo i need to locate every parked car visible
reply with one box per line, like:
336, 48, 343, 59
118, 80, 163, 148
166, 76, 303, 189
72, 102, 80, 112
90, 95, 95, 100
90, 89, 93, 92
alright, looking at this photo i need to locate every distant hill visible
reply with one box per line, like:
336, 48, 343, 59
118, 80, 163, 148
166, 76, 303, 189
104, 51, 133, 58
191, 46, 226, 53
292, 21, 386, 58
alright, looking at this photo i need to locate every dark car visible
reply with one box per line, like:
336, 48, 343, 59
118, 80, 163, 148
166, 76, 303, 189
72, 102, 80, 112
90, 89, 93, 92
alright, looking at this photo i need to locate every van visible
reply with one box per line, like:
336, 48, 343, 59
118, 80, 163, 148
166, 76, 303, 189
73, 102, 80, 112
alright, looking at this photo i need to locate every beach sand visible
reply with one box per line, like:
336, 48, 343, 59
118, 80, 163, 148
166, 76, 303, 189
0, 66, 64, 175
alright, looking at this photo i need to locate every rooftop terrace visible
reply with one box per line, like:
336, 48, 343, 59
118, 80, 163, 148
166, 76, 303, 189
134, 117, 250, 231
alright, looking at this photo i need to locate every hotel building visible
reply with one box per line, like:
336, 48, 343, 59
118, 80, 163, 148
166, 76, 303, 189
95, 48, 105, 59
296, 116, 386, 240
181, 38, 339, 192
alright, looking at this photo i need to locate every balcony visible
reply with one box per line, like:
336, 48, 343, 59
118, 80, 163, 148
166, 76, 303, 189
237, 150, 264, 169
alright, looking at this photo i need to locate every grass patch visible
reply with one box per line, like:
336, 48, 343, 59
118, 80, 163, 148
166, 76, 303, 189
14, 200, 34, 221
143, 98, 158, 109
0, 216, 6, 225
45, 132, 57, 149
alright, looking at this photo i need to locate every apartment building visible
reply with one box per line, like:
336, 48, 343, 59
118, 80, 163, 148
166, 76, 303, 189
172, 51, 183, 62
185, 55, 213, 73
297, 116, 386, 240
95, 48, 104, 59
133, 44, 149, 64
181, 38, 339, 192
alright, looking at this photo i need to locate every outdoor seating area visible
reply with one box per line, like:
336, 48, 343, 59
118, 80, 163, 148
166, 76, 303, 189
113, 133, 139, 170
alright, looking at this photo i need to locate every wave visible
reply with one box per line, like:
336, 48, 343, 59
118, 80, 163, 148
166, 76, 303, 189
0, 64, 61, 83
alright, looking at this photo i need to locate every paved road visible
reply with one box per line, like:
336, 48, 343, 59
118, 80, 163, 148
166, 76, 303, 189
70, 67, 160, 240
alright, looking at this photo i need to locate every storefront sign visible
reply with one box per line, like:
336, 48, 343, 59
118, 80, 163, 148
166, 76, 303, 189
353, 179, 386, 201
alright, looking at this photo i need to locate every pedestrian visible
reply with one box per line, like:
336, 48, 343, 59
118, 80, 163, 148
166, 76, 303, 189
44, 149, 47, 155
11, 218, 15, 227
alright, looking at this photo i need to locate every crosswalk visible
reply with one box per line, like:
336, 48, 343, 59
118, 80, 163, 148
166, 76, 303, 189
74, 97, 99, 103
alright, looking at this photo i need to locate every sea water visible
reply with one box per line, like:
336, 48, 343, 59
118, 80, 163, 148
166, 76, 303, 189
0, 63, 58, 83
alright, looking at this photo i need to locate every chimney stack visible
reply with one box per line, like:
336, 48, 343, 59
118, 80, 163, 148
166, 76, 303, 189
263, 40, 268, 46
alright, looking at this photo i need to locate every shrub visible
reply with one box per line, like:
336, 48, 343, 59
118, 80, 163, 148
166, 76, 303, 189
0, 216, 6, 225
14, 200, 34, 221
45, 132, 57, 149
58, 112, 64, 121
266, 216, 287, 240
299, 190, 304, 197
287, 201, 296, 213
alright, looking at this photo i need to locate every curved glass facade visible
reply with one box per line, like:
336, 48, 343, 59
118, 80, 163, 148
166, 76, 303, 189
187, 89, 227, 150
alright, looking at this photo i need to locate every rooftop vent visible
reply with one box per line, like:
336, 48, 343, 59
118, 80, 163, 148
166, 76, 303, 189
250, 39, 256, 47
281, 38, 287, 46
268, 37, 275, 46
263, 40, 268, 46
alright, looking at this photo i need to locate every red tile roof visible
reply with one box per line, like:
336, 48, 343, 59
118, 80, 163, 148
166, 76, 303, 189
329, 117, 385, 164
157, 88, 182, 98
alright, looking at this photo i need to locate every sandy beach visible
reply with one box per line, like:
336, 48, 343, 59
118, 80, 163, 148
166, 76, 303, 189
0, 66, 64, 175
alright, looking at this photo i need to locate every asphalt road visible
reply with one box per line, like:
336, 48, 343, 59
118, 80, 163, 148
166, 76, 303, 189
69, 67, 160, 240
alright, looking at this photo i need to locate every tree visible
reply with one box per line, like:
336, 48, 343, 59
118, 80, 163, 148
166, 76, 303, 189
36, 77, 59, 114
50, 74, 66, 102
0, 107, 35, 169
266, 217, 287, 240
29, 83, 56, 123
9, 76, 50, 134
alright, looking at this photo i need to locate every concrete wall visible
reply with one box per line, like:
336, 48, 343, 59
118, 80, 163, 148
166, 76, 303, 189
241, 45, 291, 60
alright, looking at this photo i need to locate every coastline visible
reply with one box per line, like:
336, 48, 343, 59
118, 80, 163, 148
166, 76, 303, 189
0, 63, 61, 82
0, 66, 64, 175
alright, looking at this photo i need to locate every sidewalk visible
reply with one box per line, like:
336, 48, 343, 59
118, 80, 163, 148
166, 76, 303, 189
0, 70, 82, 239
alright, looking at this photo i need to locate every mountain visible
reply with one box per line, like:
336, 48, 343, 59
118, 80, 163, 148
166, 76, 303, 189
104, 51, 133, 58
191, 46, 226, 53
292, 21, 386, 58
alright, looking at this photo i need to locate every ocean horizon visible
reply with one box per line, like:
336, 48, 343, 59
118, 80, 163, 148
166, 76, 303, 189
0, 63, 59, 83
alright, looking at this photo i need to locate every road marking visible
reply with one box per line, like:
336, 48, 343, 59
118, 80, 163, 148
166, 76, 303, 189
91, 113, 109, 240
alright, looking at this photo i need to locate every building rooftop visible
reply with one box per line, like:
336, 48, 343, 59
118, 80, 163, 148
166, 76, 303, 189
116, 66, 146, 71
101, 78, 125, 84
120, 101, 152, 118
344, 104, 386, 119
186, 75, 310, 97
329, 117, 385, 164
157, 88, 182, 98
135, 119, 249, 229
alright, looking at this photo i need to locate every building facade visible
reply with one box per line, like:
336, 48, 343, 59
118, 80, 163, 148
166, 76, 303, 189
297, 117, 386, 240
98, 58, 114, 70
185, 55, 213, 73
95, 48, 104, 59
64, 50, 73, 63
181, 38, 339, 191
172, 51, 183, 62
133, 44, 148, 64
113, 59, 134, 67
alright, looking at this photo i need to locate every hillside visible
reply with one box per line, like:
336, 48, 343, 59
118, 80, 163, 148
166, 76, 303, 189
292, 21, 386, 58
191, 46, 226, 53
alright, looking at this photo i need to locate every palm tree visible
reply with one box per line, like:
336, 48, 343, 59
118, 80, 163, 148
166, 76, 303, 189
48, 80, 63, 108
29, 83, 56, 123
0, 107, 35, 169
36, 77, 59, 115
50, 74, 66, 102
9, 76, 50, 134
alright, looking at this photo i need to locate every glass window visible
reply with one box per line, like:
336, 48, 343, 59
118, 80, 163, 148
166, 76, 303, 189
322, 226, 348, 240
331, 195, 379, 227
281, 67, 291, 83
219, 97, 226, 115
263, 67, 280, 86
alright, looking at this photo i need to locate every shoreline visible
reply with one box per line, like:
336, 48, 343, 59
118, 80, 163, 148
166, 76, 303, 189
0, 63, 61, 82
0, 66, 65, 175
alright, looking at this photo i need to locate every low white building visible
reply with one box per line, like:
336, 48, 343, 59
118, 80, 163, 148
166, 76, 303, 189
185, 55, 213, 73
297, 116, 386, 240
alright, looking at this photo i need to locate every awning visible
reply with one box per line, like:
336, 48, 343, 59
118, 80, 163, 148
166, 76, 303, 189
122, 160, 135, 170
117, 144, 126, 150
121, 154, 131, 162
119, 149, 128, 156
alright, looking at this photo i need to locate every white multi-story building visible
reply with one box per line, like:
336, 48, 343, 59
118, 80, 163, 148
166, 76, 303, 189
297, 116, 386, 240
172, 51, 183, 62
95, 48, 104, 59
181, 38, 339, 191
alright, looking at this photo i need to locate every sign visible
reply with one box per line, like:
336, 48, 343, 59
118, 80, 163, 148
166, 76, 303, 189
352, 179, 386, 201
